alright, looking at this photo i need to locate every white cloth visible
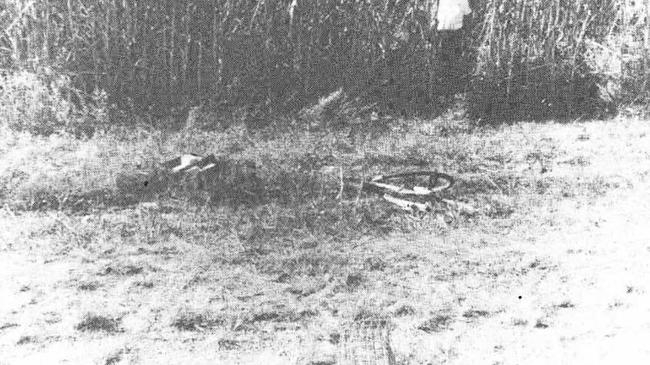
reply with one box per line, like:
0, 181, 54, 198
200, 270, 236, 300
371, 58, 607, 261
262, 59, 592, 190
437, 0, 471, 31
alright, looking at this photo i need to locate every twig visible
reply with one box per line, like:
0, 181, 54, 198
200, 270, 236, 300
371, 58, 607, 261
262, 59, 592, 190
476, 167, 505, 194
383, 194, 430, 213
337, 166, 344, 202
484, 175, 504, 195
355, 168, 367, 205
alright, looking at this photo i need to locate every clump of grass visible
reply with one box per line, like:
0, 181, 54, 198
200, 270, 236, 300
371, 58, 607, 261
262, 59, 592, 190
218, 338, 240, 350
104, 350, 124, 365
534, 319, 550, 329
512, 319, 529, 327
0, 323, 18, 331
462, 309, 491, 319
353, 309, 389, 327
484, 196, 516, 218
16, 336, 37, 345
99, 263, 144, 276
364, 257, 388, 271
171, 311, 226, 332
78, 282, 100, 291
556, 301, 576, 309
418, 314, 454, 333
250, 308, 318, 324
345, 273, 365, 288
393, 305, 416, 317
134, 281, 154, 289
75, 313, 122, 333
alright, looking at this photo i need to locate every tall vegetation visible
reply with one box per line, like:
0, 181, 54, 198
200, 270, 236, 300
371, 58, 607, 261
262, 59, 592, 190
1, 0, 648, 125
1, 0, 471, 120
469, 0, 649, 121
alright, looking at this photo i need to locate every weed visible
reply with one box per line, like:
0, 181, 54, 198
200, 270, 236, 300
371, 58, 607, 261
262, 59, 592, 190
484, 196, 516, 218
249, 307, 318, 324
556, 301, 575, 309
353, 309, 389, 327
75, 314, 122, 333
364, 257, 388, 271
608, 301, 625, 309
0, 323, 18, 331
512, 319, 528, 326
122, 265, 144, 275
275, 273, 291, 283
218, 338, 240, 350
134, 281, 154, 289
99, 263, 145, 276
171, 311, 225, 331
104, 349, 125, 365
418, 314, 454, 333
559, 156, 591, 166
345, 273, 364, 288
16, 336, 37, 345
462, 309, 491, 319
393, 305, 416, 317
78, 282, 100, 291
534, 319, 550, 329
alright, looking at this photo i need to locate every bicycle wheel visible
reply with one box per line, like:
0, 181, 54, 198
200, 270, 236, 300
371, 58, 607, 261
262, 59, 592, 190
367, 171, 454, 196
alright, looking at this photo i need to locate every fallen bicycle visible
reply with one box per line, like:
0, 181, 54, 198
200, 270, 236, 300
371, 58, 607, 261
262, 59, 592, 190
156, 154, 475, 216
362, 171, 476, 216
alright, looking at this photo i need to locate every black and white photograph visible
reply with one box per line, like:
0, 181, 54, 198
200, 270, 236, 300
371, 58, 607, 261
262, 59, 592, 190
1, 0, 650, 363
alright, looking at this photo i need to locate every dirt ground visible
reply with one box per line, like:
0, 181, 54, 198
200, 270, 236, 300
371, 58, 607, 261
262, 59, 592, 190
2, 117, 650, 364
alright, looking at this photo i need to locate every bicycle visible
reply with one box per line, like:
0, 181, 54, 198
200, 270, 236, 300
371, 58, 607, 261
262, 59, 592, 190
362, 170, 455, 215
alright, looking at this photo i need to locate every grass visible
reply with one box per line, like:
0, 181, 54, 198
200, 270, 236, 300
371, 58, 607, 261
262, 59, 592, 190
418, 314, 455, 333
16, 336, 37, 345
1, 113, 650, 363
75, 314, 122, 334
462, 309, 491, 319
171, 311, 226, 332
78, 282, 100, 291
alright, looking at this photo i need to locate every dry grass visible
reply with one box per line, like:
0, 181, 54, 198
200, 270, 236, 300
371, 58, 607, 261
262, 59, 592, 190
470, 0, 630, 120
2, 0, 456, 117
1, 114, 650, 363
171, 311, 226, 332
75, 313, 122, 334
